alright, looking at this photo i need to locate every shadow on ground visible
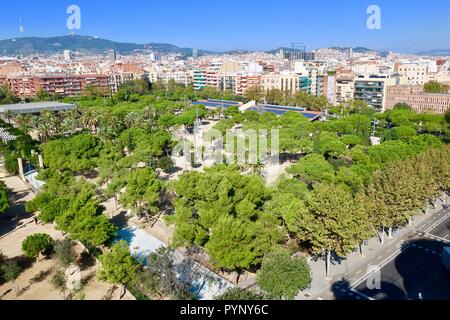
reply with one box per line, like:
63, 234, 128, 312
332, 239, 450, 300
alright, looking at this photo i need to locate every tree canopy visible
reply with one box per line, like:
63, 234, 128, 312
257, 248, 312, 300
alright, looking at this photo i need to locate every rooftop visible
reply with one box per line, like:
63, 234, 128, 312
252, 104, 322, 121
193, 99, 242, 109
0, 101, 77, 114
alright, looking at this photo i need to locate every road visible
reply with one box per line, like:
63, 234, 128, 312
318, 207, 450, 301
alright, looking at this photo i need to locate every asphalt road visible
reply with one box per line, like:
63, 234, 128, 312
331, 210, 450, 301
352, 240, 450, 300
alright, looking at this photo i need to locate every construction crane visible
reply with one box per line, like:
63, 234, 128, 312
291, 42, 306, 53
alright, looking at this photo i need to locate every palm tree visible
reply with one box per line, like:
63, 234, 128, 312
80, 110, 100, 134
61, 117, 76, 136
3, 110, 15, 124
143, 106, 158, 131
97, 126, 115, 143
124, 112, 142, 129
243, 160, 265, 176
14, 114, 32, 135
39, 110, 59, 138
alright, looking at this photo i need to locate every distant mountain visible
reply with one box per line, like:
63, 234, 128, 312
328, 46, 390, 58
417, 49, 450, 57
0, 35, 214, 56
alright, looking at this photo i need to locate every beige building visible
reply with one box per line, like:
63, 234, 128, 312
335, 74, 355, 105
395, 63, 428, 85
261, 73, 299, 95
386, 85, 450, 114
158, 72, 191, 86
0, 62, 25, 76
219, 61, 242, 73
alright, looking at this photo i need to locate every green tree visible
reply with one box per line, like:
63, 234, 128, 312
445, 108, 450, 123
120, 168, 162, 224
50, 270, 68, 300
215, 287, 265, 300
21, 233, 55, 259
265, 89, 284, 105
424, 80, 449, 93
287, 154, 335, 185
54, 240, 77, 268
205, 215, 279, 272
245, 86, 264, 102
314, 132, 347, 158
257, 248, 312, 300
0, 181, 10, 214
98, 240, 139, 295
301, 184, 373, 277
1, 261, 23, 296
265, 192, 308, 235
145, 247, 196, 300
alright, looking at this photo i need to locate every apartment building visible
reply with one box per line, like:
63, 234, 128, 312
395, 62, 428, 85
261, 73, 300, 95
386, 85, 450, 114
205, 69, 220, 88
158, 72, 191, 86
0, 62, 25, 76
108, 72, 143, 92
335, 74, 355, 105
8, 76, 40, 97
354, 75, 407, 112
234, 74, 261, 96
325, 74, 336, 104
280, 49, 316, 61
193, 69, 207, 90
218, 74, 235, 92
8, 74, 110, 98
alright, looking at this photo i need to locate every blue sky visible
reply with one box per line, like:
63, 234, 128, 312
0, 0, 449, 53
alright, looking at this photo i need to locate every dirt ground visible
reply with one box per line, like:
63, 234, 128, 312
0, 175, 131, 300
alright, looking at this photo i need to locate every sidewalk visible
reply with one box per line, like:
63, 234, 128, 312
297, 195, 448, 300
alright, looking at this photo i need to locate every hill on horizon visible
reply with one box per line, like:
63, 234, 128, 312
0, 35, 214, 56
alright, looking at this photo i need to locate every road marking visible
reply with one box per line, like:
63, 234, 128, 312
424, 234, 450, 244
377, 255, 382, 260
355, 270, 362, 275
350, 245, 409, 290
425, 212, 450, 233
444, 234, 449, 240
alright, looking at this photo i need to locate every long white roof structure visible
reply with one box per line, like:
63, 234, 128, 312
0, 102, 76, 114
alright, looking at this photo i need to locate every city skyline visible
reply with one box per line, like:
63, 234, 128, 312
0, 0, 450, 54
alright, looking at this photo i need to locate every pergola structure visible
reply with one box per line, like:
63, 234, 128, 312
0, 127, 17, 143
0, 101, 76, 115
